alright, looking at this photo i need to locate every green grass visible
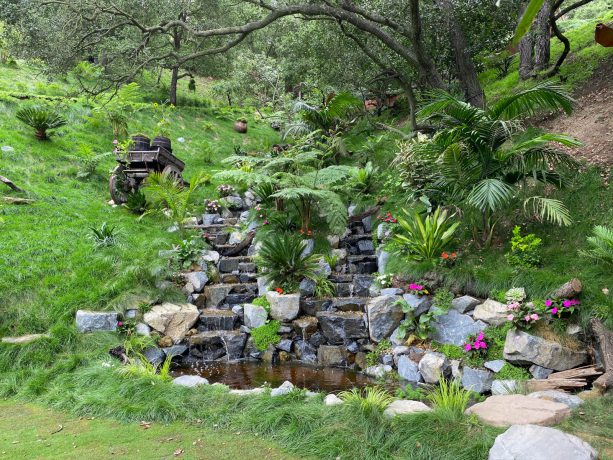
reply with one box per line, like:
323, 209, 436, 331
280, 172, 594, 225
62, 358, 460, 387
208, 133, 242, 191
0, 400, 299, 460
560, 395, 613, 460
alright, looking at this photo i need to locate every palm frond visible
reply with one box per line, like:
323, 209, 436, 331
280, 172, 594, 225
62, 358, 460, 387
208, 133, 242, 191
489, 81, 574, 120
579, 225, 613, 265
523, 196, 572, 226
467, 179, 515, 212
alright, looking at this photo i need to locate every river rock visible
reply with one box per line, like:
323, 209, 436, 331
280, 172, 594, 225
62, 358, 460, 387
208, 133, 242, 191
364, 364, 392, 378
488, 424, 597, 460
267, 291, 300, 321
163, 345, 188, 359
200, 250, 220, 265
318, 345, 347, 367
294, 340, 318, 364
366, 295, 403, 342
299, 278, 316, 296
271, 380, 294, 397
144, 303, 199, 344
293, 316, 318, 338
451, 295, 480, 313
276, 339, 293, 353
430, 309, 488, 346
257, 276, 271, 296
466, 394, 571, 427
529, 364, 554, 379
324, 394, 343, 406
243, 304, 268, 328
462, 367, 494, 393
198, 310, 237, 331
172, 375, 209, 387
528, 390, 584, 409
143, 347, 166, 366
402, 293, 431, 316
377, 249, 390, 273
383, 400, 432, 418
184, 271, 208, 293
316, 311, 368, 344
473, 299, 508, 326
418, 352, 450, 384
484, 360, 506, 373
301, 239, 315, 257
397, 355, 423, 382
503, 329, 587, 371
75, 310, 118, 333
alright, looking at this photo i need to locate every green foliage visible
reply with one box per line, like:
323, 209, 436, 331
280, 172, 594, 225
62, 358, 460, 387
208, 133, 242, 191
338, 386, 394, 415
435, 343, 464, 361
91, 82, 143, 139
175, 236, 205, 270
16, 106, 67, 140
116, 354, 173, 382
505, 226, 542, 268
251, 296, 271, 312
505, 287, 527, 303
250, 320, 280, 351
396, 298, 443, 341
365, 339, 392, 367
290, 91, 361, 134
389, 207, 459, 265
124, 190, 148, 214
123, 335, 156, 357
351, 161, 379, 196
313, 276, 336, 299
89, 222, 120, 249
427, 378, 471, 414
512, 0, 545, 45
256, 234, 319, 293
580, 225, 613, 266
395, 385, 428, 401
433, 289, 454, 311
496, 363, 531, 381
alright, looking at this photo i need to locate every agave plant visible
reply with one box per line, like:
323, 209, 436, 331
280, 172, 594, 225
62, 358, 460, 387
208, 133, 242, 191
389, 207, 459, 264
395, 81, 580, 244
89, 222, 120, 249
16, 106, 67, 140
255, 234, 320, 293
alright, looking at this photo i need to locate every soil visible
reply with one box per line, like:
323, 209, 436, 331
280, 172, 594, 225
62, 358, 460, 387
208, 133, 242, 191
537, 57, 613, 179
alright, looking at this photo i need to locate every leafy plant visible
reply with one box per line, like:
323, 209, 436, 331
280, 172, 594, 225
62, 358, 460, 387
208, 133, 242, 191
427, 378, 471, 414
16, 106, 67, 140
289, 91, 362, 134
580, 225, 613, 266
395, 385, 428, 401
116, 354, 173, 382
175, 236, 205, 269
505, 226, 542, 268
89, 222, 120, 248
251, 296, 271, 313
505, 287, 527, 303
496, 363, 531, 381
433, 289, 454, 311
365, 339, 392, 367
256, 234, 320, 293
338, 386, 394, 415
389, 207, 459, 265
323, 253, 339, 270
125, 190, 147, 214
251, 320, 280, 351
351, 161, 379, 196
396, 298, 442, 341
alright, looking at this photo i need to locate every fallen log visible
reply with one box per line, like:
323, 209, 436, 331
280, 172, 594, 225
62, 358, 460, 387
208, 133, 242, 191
527, 378, 587, 392
218, 231, 255, 257
550, 278, 582, 299
348, 197, 388, 223
0, 175, 24, 192
547, 365, 602, 381
2, 196, 33, 204
590, 318, 613, 393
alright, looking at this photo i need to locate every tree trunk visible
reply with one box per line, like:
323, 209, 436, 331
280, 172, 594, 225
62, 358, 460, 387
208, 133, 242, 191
518, 1, 534, 80
438, 0, 485, 108
534, 0, 552, 70
169, 67, 178, 106
396, 78, 418, 132
590, 318, 613, 394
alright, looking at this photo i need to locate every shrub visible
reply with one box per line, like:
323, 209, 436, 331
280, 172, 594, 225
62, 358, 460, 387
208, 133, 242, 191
496, 363, 530, 381
395, 298, 442, 341
389, 207, 459, 265
433, 289, 454, 310
251, 296, 271, 312
125, 190, 147, 214
250, 320, 280, 351
16, 106, 67, 140
365, 339, 392, 367
89, 222, 120, 248
313, 276, 336, 298
116, 354, 173, 382
338, 386, 394, 415
427, 378, 471, 414
505, 226, 542, 268
256, 234, 319, 293
175, 236, 205, 269
580, 225, 613, 266
395, 385, 428, 401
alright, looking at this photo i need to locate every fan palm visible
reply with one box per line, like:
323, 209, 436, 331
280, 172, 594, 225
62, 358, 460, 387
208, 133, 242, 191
16, 107, 67, 140
395, 81, 580, 244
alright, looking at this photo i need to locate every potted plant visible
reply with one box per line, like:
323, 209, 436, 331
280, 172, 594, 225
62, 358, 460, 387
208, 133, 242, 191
234, 117, 248, 133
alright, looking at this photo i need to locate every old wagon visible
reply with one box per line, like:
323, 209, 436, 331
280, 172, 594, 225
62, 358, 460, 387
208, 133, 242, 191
109, 135, 186, 204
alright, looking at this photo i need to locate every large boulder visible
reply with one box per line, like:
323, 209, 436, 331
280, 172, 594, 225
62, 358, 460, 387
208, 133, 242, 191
189, 330, 247, 360
317, 345, 347, 367
243, 304, 268, 328
172, 375, 209, 387
316, 311, 368, 344
383, 400, 432, 418
376, 249, 390, 273
366, 295, 404, 342
293, 316, 319, 338
430, 309, 488, 346
198, 309, 237, 331
418, 352, 450, 384
144, 303, 199, 344
488, 424, 597, 460
402, 294, 431, 316
184, 271, 209, 293
76, 310, 117, 333
503, 329, 587, 371
466, 394, 571, 427
473, 299, 508, 326
461, 367, 494, 393
266, 291, 300, 322
397, 355, 423, 382
451, 295, 480, 313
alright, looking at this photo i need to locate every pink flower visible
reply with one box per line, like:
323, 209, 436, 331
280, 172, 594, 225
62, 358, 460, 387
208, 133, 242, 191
530, 313, 539, 321
507, 314, 514, 321
570, 299, 580, 306
263, 220, 269, 225
477, 332, 484, 341
113, 139, 118, 145
563, 299, 572, 308
478, 341, 487, 349
551, 307, 558, 315
464, 343, 472, 351
508, 302, 520, 310
545, 299, 552, 307
524, 315, 531, 322
474, 342, 481, 350
117, 321, 123, 327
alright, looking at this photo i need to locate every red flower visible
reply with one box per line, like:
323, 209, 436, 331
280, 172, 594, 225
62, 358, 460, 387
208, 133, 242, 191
117, 321, 124, 327
441, 252, 449, 260
451, 252, 457, 259
275, 287, 284, 294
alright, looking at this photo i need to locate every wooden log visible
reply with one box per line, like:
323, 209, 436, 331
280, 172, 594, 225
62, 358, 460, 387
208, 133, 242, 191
0, 175, 24, 192
550, 278, 582, 299
548, 365, 602, 380
590, 318, 613, 393
348, 197, 388, 223
2, 197, 33, 204
218, 231, 255, 257
527, 378, 587, 391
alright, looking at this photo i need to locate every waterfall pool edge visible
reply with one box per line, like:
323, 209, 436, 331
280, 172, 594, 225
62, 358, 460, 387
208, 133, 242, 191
172, 361, 381, 393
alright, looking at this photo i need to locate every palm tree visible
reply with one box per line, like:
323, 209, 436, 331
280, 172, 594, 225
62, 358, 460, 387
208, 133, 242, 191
395, 81, 581, 245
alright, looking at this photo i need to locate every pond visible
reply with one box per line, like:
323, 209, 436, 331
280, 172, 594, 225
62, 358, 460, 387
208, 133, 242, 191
173, 361, 378, 392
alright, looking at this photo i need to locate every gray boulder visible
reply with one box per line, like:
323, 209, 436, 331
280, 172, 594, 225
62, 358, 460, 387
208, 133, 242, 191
418, 352, 450, 383
383, 400, 432, 418
397, 355, 423, 382
451, 295, 480, 313
324, 394, 343, 406
76, 310, 117, 333
528, 390, 584, 409
366, 295, 404, 342
316, 311, 368, 344
299, 278, 316, 297
376, 249, 390, 274
172, 375, 209, 387
267, 292, 300, 322
462, 367, 494, 393
473, 299, 509, 326
184, 271, 208, 293
503, 329, 587, 371
143, 347, 166, 366
276, 339, 293, 353
317, 345, 347, 367
243, 304, 268, 329
136, 322, 151, 336
144, 303, 199, 344
163, 345, 188, 359
488, 424, 597, 460
402, 294, 431, 317
364, 364, 392, 378
484, 360, 507, 373
529, 364, 554, 380
430, 309, 488, 346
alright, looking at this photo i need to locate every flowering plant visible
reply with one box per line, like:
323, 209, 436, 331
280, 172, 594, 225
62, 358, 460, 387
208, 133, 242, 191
407, 282, 429, 296
217, 184, 234, 197
117, 320, 136, 335
274, 287, 284, 294
206, 200, 221, 213
377, 212, 398, 224
375, 272, 394, 288
464, 331, 488, 355
546, 298, 580, 318
506, 300, 544, 330
439, 251, 458, 267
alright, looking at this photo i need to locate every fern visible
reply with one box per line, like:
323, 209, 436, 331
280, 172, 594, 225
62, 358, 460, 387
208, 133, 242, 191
580, 225, 613, 265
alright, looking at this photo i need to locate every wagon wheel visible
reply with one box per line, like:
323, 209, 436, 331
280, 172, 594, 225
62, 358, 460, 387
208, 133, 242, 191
162, 165, 188, 186
109, 165, 130, 204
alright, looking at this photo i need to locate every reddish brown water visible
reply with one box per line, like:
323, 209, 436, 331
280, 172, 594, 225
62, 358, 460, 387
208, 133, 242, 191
174, 361, 376, 392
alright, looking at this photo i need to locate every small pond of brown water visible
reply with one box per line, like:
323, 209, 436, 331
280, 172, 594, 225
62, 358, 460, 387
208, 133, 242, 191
173, 361, 378, 392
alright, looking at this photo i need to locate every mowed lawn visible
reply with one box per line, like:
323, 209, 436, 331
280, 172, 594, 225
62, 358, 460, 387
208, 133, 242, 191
0, 401, 301, 460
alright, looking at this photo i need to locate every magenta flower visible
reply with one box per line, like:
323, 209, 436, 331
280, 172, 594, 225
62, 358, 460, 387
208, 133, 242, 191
545, 299, 553, 307
508, 302, 520, 310
479, 342, 487, 349
551, 307, 558, 315
263, 220, 269, 225
477, 332, 484, 341
117, 321, 123, 327
464, 343, 472, 351
474, 342, 481, 350
563, 299, 572, 308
